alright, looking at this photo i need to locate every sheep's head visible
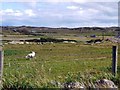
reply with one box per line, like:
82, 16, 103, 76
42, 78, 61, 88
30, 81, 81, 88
31, 51, 36, 54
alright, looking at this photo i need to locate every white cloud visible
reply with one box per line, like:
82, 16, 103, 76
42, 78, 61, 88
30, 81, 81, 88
67, 6, 79, 10
3, 9, 14, 16
75, 8, 99, 17
0, 10, 3, 15
1, 9, 23, 16
14, 11, 23, 16
4, 9, 14, 13
1, 9, 36, 17
24, 9, 36, 17
87, 9, 99, 13
76, 10, 84, 15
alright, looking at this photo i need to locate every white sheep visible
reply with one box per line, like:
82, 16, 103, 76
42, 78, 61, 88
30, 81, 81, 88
25, 51, 36, 59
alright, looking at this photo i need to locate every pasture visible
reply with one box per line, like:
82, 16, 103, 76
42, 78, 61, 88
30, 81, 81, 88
2, 41, 120, 88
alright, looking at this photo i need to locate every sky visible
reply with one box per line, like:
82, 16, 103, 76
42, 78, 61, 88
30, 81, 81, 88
0, 0, 119, 27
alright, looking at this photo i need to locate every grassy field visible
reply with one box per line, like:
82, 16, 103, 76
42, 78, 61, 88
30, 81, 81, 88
2, 41, 120, 88
1, 29, 120, 88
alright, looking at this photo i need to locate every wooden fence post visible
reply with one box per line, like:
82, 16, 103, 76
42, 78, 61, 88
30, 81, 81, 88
0, 51, 3, 88
112, 46, 118, 76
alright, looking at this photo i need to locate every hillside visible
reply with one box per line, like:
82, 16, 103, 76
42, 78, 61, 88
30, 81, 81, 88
1, 26, 119, 36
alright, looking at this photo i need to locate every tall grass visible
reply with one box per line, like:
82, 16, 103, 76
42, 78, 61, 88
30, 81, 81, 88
2, 42, 120, 88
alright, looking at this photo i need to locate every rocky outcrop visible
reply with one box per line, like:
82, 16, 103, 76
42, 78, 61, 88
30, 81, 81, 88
50, 79, 117, 89
95, 79, 117, 88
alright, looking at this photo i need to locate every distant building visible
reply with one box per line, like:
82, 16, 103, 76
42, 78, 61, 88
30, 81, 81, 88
13, 29, 17, 32
90, 34, 96, 38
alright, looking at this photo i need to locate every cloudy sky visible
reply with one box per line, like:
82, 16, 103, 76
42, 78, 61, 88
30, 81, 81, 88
0, 0, 119, 27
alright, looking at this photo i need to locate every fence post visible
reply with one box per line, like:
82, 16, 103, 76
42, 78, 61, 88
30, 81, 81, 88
112, 46, 118, 76
0, 51, 3, 88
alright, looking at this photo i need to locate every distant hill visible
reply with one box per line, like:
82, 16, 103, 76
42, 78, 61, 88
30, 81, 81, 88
0, 26, 119, 35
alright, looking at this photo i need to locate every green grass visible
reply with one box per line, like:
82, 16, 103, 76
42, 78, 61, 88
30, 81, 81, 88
80, 31, 116, 36
2, 42, 120, 88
